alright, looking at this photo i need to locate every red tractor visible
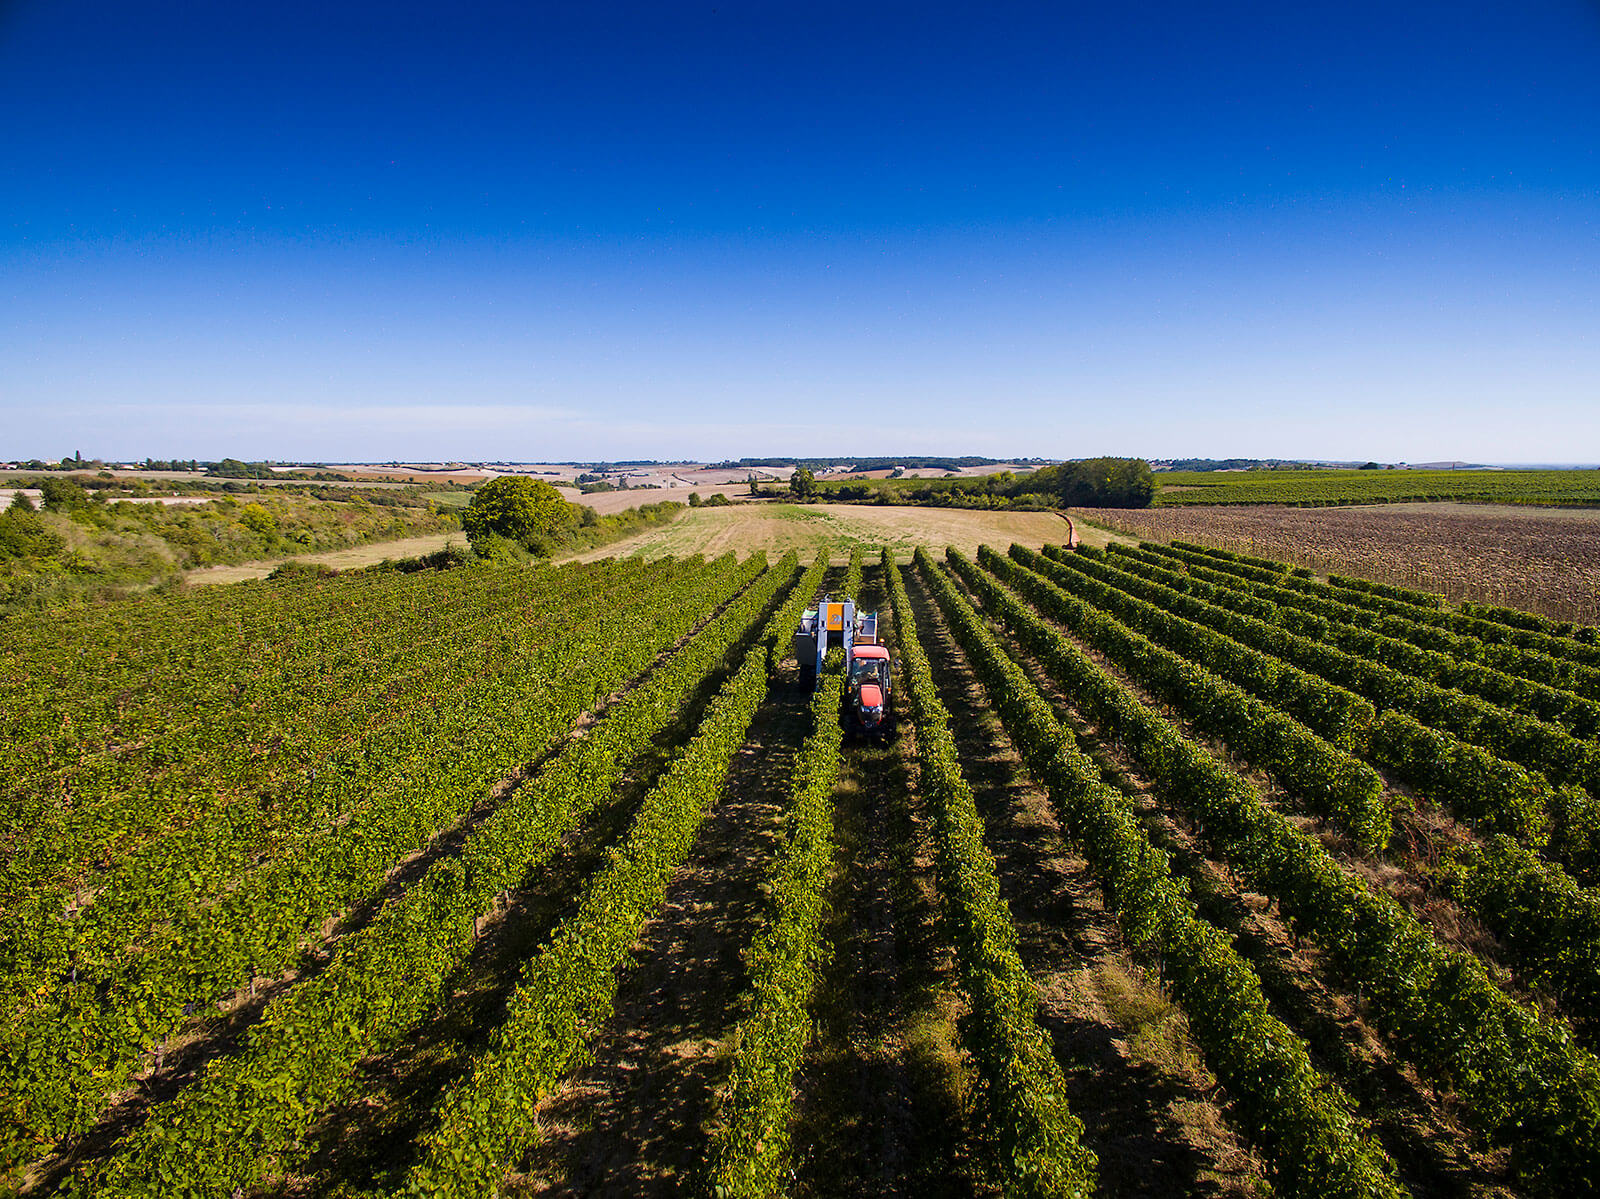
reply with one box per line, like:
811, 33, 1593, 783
844, 643, 893, 737
793, 595, 894, 737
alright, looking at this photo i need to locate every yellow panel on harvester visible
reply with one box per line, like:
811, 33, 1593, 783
824, 603, 846, 632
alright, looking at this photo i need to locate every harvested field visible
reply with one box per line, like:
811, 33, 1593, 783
1079, 502, 1600, 623
554, 485, 753, 514
563, 503, 1073, 563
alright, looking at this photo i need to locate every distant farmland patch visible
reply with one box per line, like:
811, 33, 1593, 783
1154, 468, 1600, 507
1082, 501, 1600, 622
562, 502, 1071, 563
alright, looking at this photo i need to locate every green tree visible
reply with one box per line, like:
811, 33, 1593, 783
211, 458, 266, 479
0, 506, 64, 560
1055, 457, 1156, 508
460, 476, 578, 556
239, 502, 279, 539
39, 477, 90, 510
747, 474, 759, 496
789, 467, 817, 499
8, 491, 37, 513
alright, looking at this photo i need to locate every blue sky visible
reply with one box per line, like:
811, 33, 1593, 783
3, 1, 1598, 463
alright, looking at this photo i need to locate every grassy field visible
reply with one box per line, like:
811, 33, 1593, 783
562, 502, 1075, 562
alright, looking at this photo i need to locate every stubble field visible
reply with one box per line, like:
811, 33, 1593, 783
564, 503, 1075, 562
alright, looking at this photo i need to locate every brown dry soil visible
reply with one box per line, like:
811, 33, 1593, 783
936, 554, 1520, 1198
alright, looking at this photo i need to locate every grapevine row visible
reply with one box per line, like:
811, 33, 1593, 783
1124, 543, 1600, 733
967, 550, 1600, 1195
1, 559, 684, 947
397, 557, 825, 1198
704, 552, 866, 1195
66, 553, 817, 1198
1159, 540, 1600, 675
965, 547, 1392, 850
888, 553, 1098, 1197
1161, 536, 1600, 703
912, 549, 1404, 1198
1438, 835, 1600, 1029
1026, 545, 1600, 1023
4, 556, 761, 1167
1031, 546, 1583, 853
1, 558, 634, 779
1089, 546, 1600, 798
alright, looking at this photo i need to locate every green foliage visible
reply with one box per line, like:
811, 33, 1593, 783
1023, 544, 1376, 750
706, 671, 847, 1195
466, 531, 535, 564
43, 555, 783, 1192
802, 458, 1151, 511
0, 488, 453, 611
789, 466, 817, 499
1050, 456, 1156, 508
1123, 540, 1600, 698
1151, 543, 1600, 734
237, 502, 278, 539
9, 556, 757, 1173
888, 554, 1098, 1197
563, 499, 685, 550
989, 546, 1600, 1195
398, 556, 824, 1199
264, 559, 337, 581
0, 507, 64, 562
969, 547, 1393, 850
1439, 835, 1600, 1032
914, 549, 1402, 1198
209, 457, 261, 478
356, 542, 475, 574
705, 551, 862, 1194
1037, 545, 1591, 852
38, 476, 90, 510
460, 476, 578, 555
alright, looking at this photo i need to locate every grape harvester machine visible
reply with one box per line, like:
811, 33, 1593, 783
794, 596, 894, 736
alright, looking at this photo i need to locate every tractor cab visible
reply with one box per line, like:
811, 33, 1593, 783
845, 644, 893, 736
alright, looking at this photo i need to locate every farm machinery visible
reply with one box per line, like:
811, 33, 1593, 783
793, 596, 894, 736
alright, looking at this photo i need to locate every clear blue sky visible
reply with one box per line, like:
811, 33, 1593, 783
3, 1, 1598, 463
